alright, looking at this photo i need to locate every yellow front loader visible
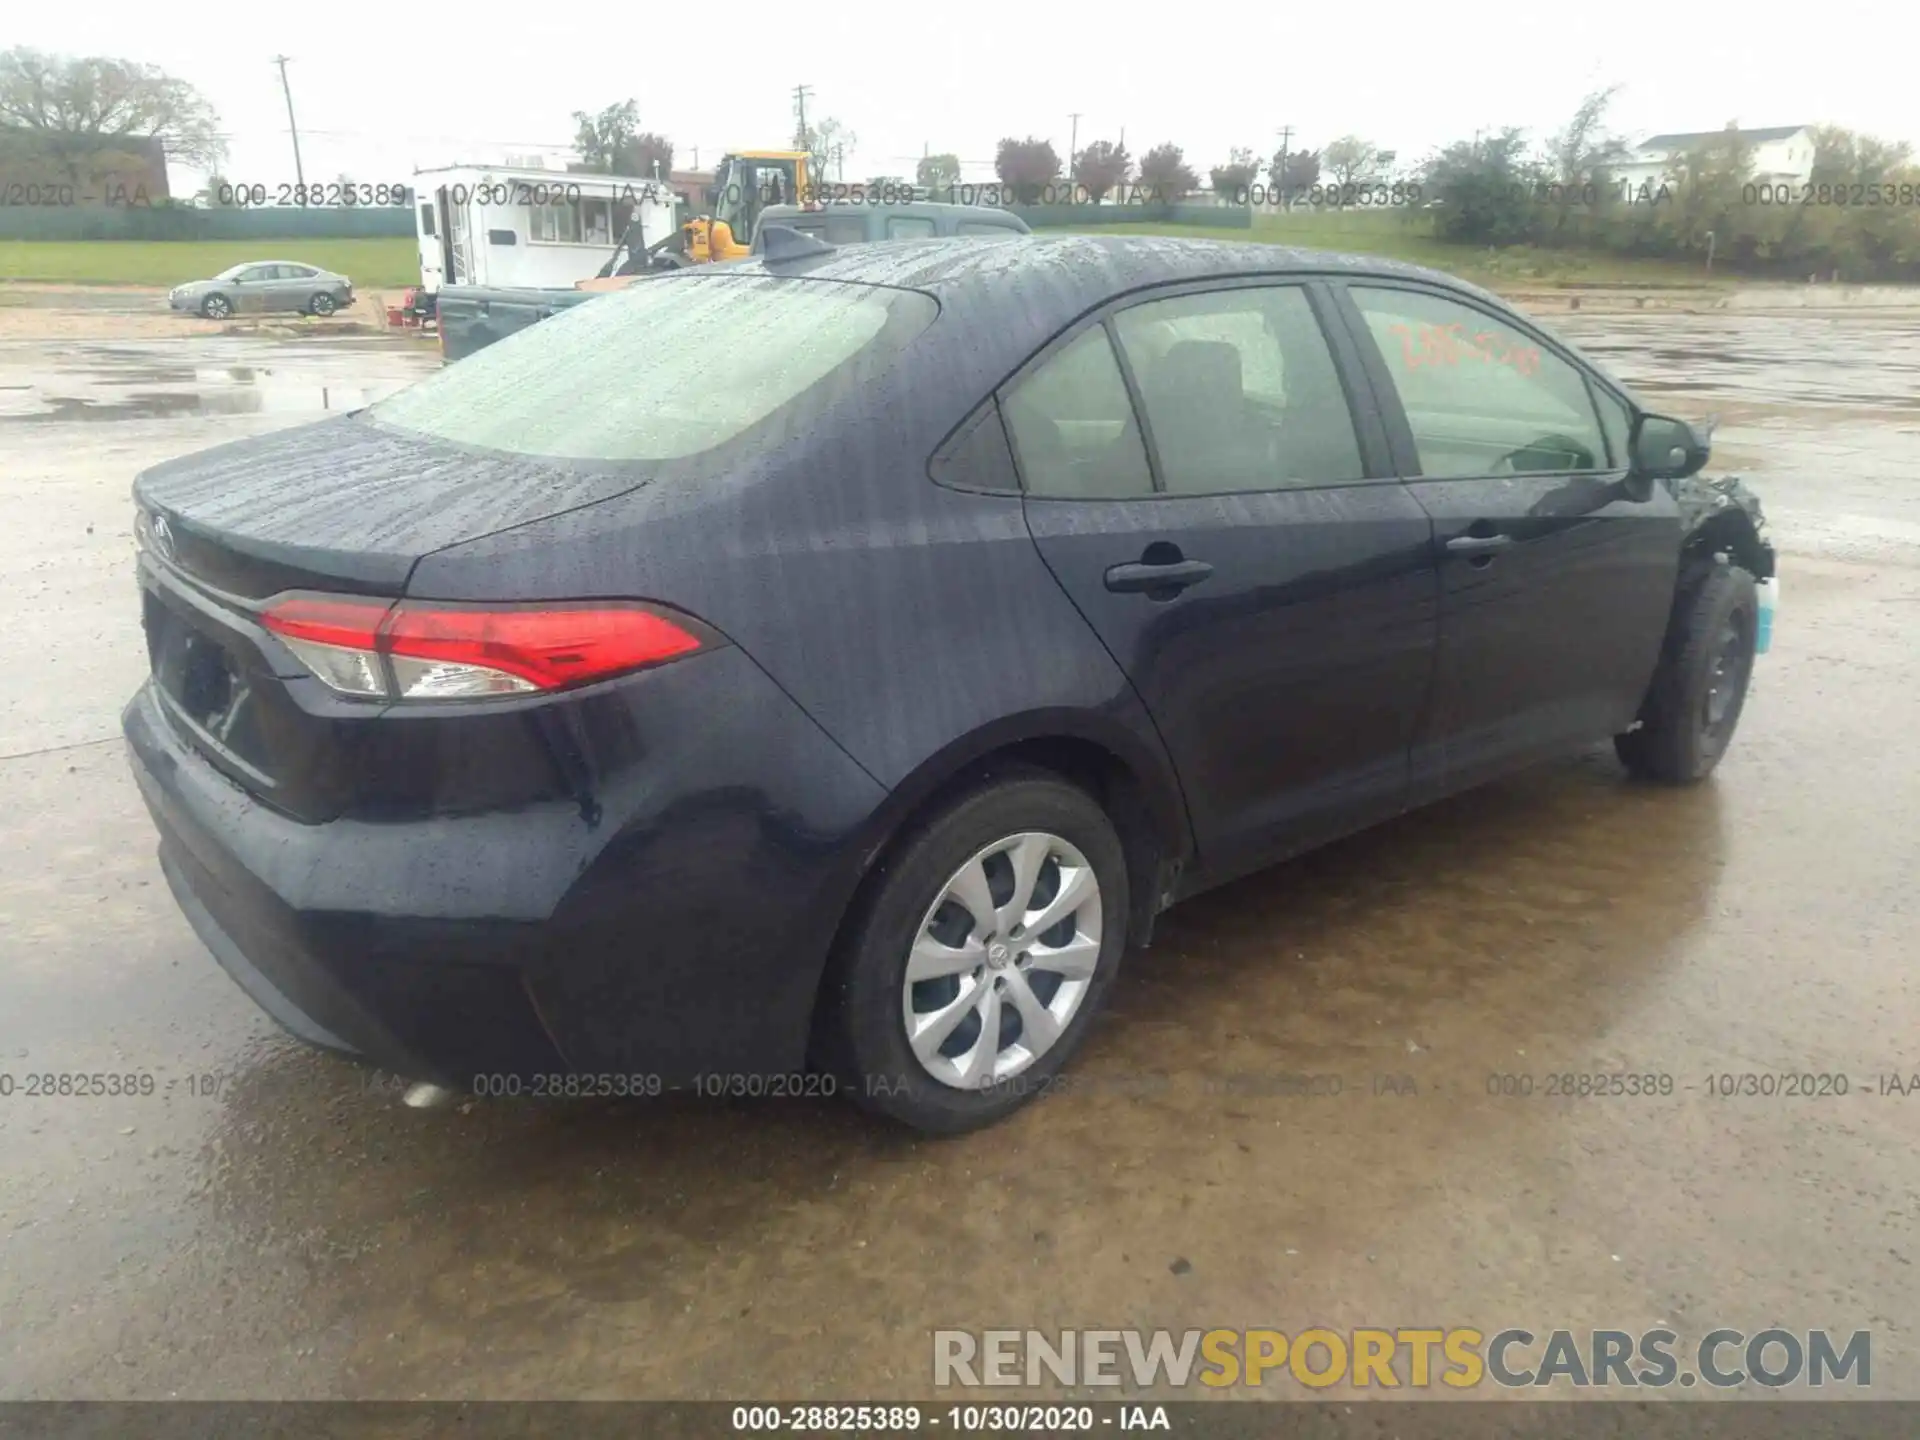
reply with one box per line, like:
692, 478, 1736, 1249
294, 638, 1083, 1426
580, 150, 812, 291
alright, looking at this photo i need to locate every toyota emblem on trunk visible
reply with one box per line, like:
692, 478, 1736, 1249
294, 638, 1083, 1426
151, 513, 175, 562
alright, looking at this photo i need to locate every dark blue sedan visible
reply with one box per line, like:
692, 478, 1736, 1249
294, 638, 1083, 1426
123, 235, 1773, 1131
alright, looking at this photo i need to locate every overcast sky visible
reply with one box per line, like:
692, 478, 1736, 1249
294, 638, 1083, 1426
15, 0, 1918, 194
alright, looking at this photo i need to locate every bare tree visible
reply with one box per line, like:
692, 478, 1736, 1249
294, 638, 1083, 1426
0, 46, 224, 185
1544, 86, 1628, 235
807, 117, 856, 182
1321, 135, 1381, 190
917, 152, 962, 192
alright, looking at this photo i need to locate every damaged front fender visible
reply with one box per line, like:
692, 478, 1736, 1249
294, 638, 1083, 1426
1675, 473, 1775, 581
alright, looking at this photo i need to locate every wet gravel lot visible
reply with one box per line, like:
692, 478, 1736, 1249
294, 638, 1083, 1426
1, 307, 1917, 1401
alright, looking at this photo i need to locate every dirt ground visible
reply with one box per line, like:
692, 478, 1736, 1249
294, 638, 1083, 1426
0, 300, 1917, 1404
0, 283, 425, 342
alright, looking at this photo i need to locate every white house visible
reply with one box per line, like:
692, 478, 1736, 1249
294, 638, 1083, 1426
1612, 125, 1815, 193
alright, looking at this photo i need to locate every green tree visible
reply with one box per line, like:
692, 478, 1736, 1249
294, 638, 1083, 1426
1647, 125, 1756, 262
1423, 128, 1542, 244
1138, 143, 1198, 198
198, 171, 239, 207
570, 101, 673, 178
995, 136, 1062, 204
1267, 147, 1320, 198
572, 100, 640, 173
1208, 146, 1260, 201
1073, 139, 1130, 202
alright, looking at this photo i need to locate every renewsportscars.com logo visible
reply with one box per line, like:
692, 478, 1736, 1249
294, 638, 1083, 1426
933, 1327, 1871, 1391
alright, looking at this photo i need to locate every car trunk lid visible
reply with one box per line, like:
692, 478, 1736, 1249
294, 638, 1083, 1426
132, 414, 662, 822
133, 412, 653, 598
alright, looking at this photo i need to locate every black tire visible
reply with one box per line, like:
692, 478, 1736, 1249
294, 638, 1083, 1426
200, 293, 231, 319
1615, 560, 1758, 783
818, 767, 1130, 1134
309, 292, 337, 316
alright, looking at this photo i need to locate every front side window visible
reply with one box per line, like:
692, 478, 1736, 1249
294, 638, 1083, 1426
1351, 286, 1606, 477
580, 198, 613, 246
1591, 381, 1633, 469
530, 200, 580, 244
1001, 327, 1154, 500
958, 221, 1017, 236
371, 275, 935, 461
1112, 286, 1364, 493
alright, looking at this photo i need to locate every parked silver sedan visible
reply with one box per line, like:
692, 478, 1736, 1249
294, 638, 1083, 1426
168, 261, 355, 320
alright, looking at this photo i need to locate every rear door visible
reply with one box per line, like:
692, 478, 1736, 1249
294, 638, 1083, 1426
277, 264, 320, 309
1010, 280, 1438, 883
1332, 282, 1680, 799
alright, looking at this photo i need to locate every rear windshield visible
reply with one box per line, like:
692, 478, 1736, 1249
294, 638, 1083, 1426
371, 275, 935, 461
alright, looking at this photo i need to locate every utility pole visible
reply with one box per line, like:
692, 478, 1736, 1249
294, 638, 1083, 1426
272, 56, 306, 193
831, 142, 844, 181
1067, 112, 1081, 179
1274, 125, 1292, 208
792, 84, 814, 153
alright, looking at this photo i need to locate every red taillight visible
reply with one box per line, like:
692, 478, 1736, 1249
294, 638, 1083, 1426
261, 594, 711, 701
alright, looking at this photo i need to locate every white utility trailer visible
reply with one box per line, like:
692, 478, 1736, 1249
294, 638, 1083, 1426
411, 165, 679, 294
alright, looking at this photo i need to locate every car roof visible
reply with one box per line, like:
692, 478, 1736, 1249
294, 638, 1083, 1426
761, 200, 1023, 222
718, 232, 1498, 321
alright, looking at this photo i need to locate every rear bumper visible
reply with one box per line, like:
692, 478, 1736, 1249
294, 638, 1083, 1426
122, 645, 889, 1089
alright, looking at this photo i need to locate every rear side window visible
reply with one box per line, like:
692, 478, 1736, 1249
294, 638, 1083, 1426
887, 216, 937, 239
1112, 286, 1363, 492
1351, 287, 1606, 477
1002, 327, 1154, 499
958, 221, 1016, 236
371, 275, 936, 461
419, 203, 437, 236
824, 213, 869, 244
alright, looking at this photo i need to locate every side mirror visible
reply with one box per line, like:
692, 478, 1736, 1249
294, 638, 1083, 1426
1626, 412, 1709, 497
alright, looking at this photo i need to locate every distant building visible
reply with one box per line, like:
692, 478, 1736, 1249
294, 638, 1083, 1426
0, 129, 170, 204
668, 169, 715, 211
1613, 126, 1815, 192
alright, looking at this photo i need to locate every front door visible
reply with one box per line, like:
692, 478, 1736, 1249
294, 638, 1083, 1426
1008, 282, 1439, 883
228, 265, 273, 313
1335, 282, 1680, 799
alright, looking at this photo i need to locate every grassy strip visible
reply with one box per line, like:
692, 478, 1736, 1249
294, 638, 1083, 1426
1052, 209, 1729, 289
3, 219, 1726, 294
0, 237, 422, 289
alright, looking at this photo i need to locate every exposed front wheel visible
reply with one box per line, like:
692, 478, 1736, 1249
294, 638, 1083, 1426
201, 294, 231, 319
309, 292, 337, 316
1616, 561, 1758, 783
820, 769, 1130, 1133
